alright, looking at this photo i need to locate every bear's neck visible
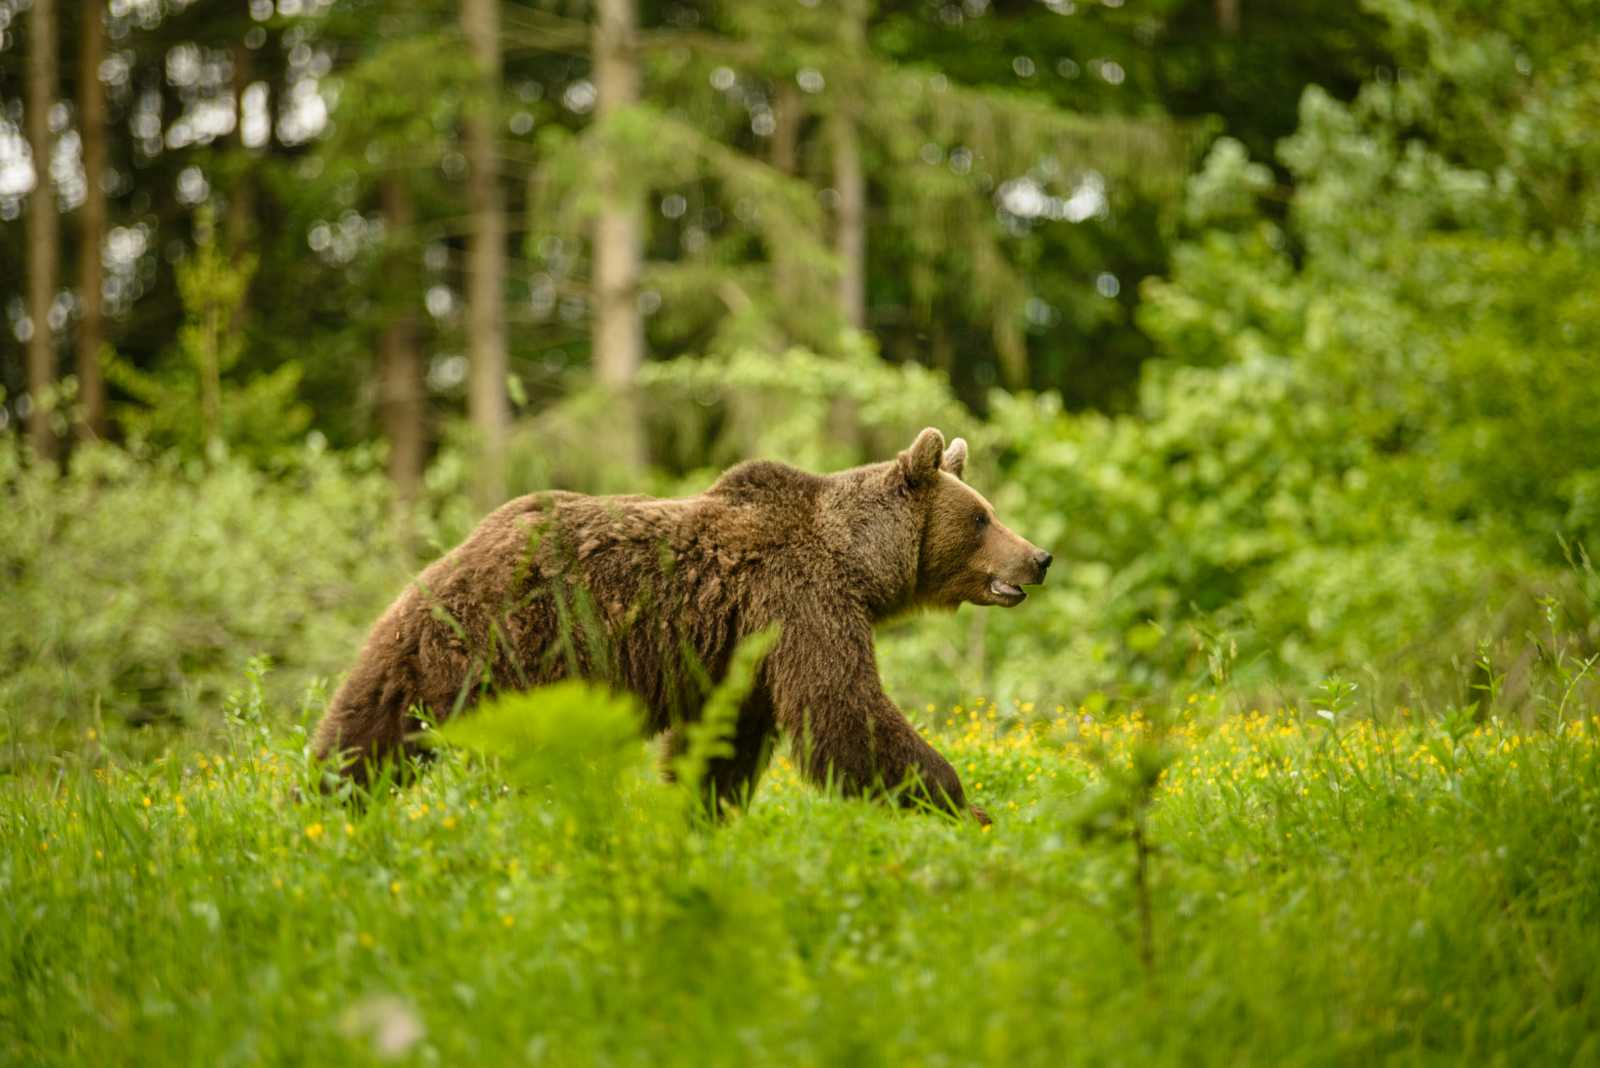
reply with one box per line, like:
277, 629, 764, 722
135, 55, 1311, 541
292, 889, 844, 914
815, 467, 922, 621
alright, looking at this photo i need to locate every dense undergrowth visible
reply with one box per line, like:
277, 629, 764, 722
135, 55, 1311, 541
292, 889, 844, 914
7, 399, 1599, 762
4, 671, 1597, 1067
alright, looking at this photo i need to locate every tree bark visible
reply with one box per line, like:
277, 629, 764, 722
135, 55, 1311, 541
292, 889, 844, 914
76, 0, 107, 441
1215, 0, 1241, 36
591, 0, 645, 470
830, 5, 867, 331
770, 79, 802, 328
994, 317, 1028, 390
379, 176, 426, 523
227, 41, 257, 256
461, 0, 509, 509
930, 324, 954, 375
771, 80, 801, 176
26, 0, 58, 461
830, 107, 866, 331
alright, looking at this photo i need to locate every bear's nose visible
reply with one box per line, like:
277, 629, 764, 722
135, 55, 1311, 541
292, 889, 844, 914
1035, 550, 1053, 574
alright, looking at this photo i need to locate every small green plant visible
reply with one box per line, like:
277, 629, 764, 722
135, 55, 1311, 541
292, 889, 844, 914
106, 206, 310, 466
436, 680, 647, 831
669, 625, 781, 819
1070, 707, 1176, 979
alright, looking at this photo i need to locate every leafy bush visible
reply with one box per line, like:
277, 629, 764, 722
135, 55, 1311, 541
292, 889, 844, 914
918, 11, 1600, 708
0, 442, 415, 763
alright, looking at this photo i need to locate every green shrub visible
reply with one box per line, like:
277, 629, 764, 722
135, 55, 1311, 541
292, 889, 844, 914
0, 442, 414, 763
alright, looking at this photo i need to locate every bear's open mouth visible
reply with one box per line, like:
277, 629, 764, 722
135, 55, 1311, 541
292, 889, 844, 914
988, 578, 1026, 604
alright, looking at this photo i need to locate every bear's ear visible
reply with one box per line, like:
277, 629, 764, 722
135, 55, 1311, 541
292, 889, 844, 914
898, 427, 946, 487
941, 437, 968, 480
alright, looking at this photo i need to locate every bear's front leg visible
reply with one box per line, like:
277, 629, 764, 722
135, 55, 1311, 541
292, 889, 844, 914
765, 618, 982, 822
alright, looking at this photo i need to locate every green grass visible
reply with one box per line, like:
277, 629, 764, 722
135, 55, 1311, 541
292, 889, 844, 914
4, 685, 1599, 1067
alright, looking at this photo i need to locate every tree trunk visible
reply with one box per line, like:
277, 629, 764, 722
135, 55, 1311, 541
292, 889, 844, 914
772, 80, 801, 176
770, 79, 802, 329
995, 311, 1028, 390
930, 324, 954, 375
227, 41, 257, 256
222, 41, 257, 358
591, 0, 645, 471
1215, 0, 1240, 36
830, 5, 868, 332
76, 0, 107, 441
379, 176, 426, 525
195, 215, 224, 464
26, 0, 58, 461
461, 0, 509, 509
830, 106, 866, 331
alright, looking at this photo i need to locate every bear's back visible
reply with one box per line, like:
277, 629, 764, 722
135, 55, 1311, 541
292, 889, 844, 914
706, 459, 823, 509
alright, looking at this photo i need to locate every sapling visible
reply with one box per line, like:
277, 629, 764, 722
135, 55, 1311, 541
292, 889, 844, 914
1070, 706, 1175, 980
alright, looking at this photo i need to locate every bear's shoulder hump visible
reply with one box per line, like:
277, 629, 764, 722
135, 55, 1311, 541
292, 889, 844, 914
706, 460, 823, 505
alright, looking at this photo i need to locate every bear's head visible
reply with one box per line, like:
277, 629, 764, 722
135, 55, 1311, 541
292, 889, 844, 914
897, 427, 1052, 609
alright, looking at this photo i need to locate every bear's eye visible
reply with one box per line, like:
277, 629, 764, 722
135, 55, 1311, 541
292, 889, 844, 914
974, 512, 989, 530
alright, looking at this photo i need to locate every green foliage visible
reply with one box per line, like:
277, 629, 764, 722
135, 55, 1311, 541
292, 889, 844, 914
0, 442, 412, 764
670, 626, 782, 816
1182, 137, 1275, 228
437, 681, 645, 789
435, 341, 983, 502
638, 340, 985, 482
1069, 707, 1176, 976
437, 680, 650, 832
955, 366, 1566, 703
316, 27, 472, 178
524, 79, 853, 362
890, 0, 1600, 705
106, 210, 311, 466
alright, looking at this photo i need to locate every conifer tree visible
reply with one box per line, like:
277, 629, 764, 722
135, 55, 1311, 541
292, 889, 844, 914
26, 0, 58, 460
591, 0, 645, 468
76, 0, 108, 441
461, 0, 509, 508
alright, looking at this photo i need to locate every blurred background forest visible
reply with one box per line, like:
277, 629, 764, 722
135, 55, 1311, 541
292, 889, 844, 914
2, 0, 1599, 755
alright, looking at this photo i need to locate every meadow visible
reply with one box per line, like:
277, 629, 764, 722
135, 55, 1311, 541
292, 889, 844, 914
5, 668, 1598, 1068
7, 0, 1600, 1063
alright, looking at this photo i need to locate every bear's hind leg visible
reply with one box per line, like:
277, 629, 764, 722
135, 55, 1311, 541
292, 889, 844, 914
313, 659, 429, 789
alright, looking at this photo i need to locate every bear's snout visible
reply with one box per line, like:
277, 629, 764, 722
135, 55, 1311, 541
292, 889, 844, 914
1034, 550, 1053, 580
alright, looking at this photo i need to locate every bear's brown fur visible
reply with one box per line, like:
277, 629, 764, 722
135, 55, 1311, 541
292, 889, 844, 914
313, 428, 1050, 821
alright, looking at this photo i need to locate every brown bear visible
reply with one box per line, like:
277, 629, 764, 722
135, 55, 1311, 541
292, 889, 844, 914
312, 428, 1050, 822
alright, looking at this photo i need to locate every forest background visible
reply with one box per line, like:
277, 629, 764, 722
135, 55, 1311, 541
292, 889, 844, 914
3, 0, 1599, 757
